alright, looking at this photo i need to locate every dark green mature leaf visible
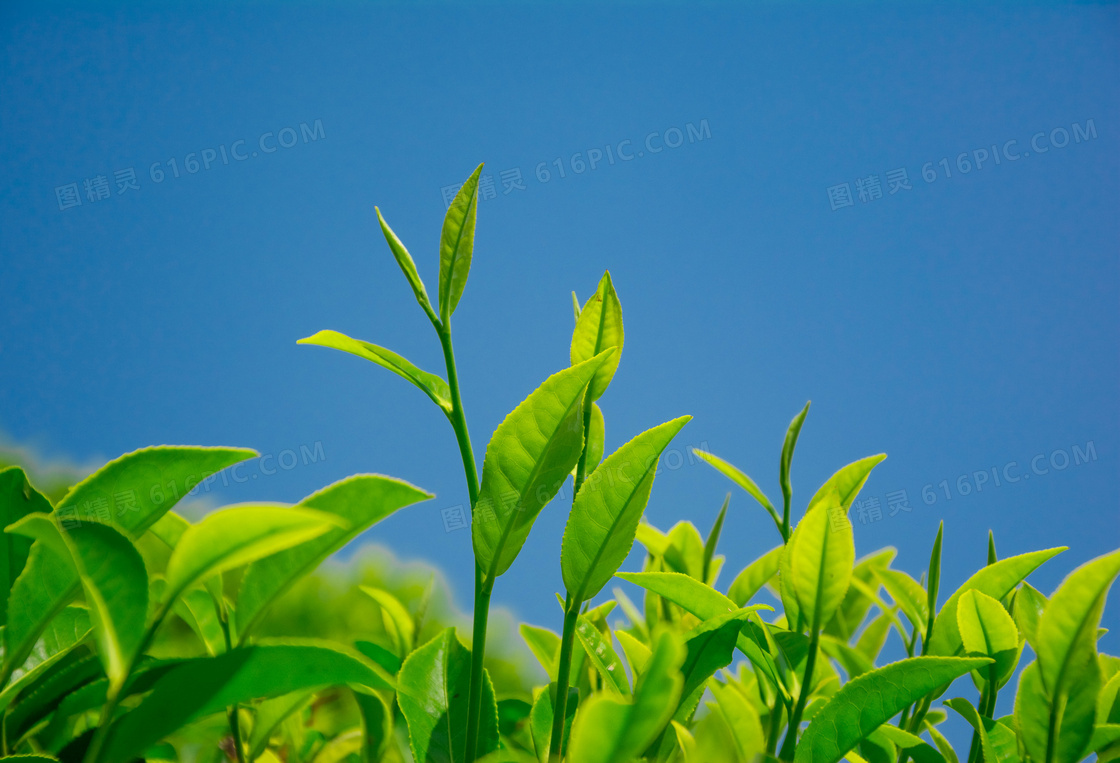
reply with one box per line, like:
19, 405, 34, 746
780, 402, 810, 525
298, 330, 453, 413
375, 206, 435, 316
728, 545, 782, 606
164, 505, 340, 601
956, 590, 1019, 686
439, 164, 483, 322
473, 352, 612, 581
927, 547, 1066, 657
357, 691, 395, 763
570, 271, 624, 403
0, 608, 92, 719
237, 474, 432, 639
566, 631, 685, 763
562, 416, 691, 603
785, 502, 855, 631
805, 454, 887, 516
702, 494, 730, 586
100, 640, 394, 763
794, 656, 991, 763
691, 450, 781, 533
0, 468, 50, 626
3, 446, 255, 677
397, 628, 499, 763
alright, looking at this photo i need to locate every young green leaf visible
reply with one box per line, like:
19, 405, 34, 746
786, 503, 856, 631
794, 656, 991, 763
728, 545, 782, 606
562, 416, 691, 603
297, 330, 453, 413
520, 624, 561, 681
570, 271, 624, 402
247, 691, 314, 759
571, 291, 581, 323
237, 474, 432, 639
473, 352, 612, 581
956, 589, 1020, 686
100, 641, 395, 763
375, 206, 435, 319
530, 684, 577, 763
877, 568, 929, 632
804, 454, 887, 516
943, 698, 1010, 763
164, 505, 342, 602
825, 547, 896, 641
615, 630, 652, 678
439, 164, 483, 322
927, 521, 945, 646
0, 467, 51, 626
855, 611, 894, 662
363, 586, 416, 656
691, 449, 782, 535
0, 606, 92, 716
709, 677, 766, 762
702, 494, 730, 586
1012, 581, 1047, 650
675, 611, 747, 717
575, 615, 629, 696
664, 521, 706, 581
988, 530, 998, 566
927, 546, 1066, 657
780, 401, 811, 528
671, 720, 699, 763
397, 628, 499, 763
1015, 659, 1099, 763
875, 724, 947, 763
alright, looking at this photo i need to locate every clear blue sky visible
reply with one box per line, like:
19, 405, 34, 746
1, 0, 1117, 720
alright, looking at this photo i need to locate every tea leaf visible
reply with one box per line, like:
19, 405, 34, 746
709, 678, 765, 762
804, 454, 887, 516
397, 628, 499, 763
728, 545, 782, 606
237, 474, 432, 639
1011, 581, 1047, 650
473, 352, 612, 580
297, 330, 453, 413
702, 494, 730, 586
562, 416, 690, 603
570, 271, 624, 402
100, 640, 395, 763
691, 450, 781, 533
877, 568, 929, 632
794, 656, 991, 763
956, 590, 1019, 685
1015, 658, 1099, 763
0, 468, 50, 626
530, 684, 577, 763
375, 206, 435, 318
781, 402, 811, 527
575, 615, 629, 696
943, 698, 1018, 763
439, 165, 483, 322
786, 503, 855, 631
519, 624, 560, 681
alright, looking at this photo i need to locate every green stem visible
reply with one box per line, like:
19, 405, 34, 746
435, 324, 489, 763
549, 602, 581, 760
766, 697, 784, 755
778, 628, 820, 761
81, 686, 122, 763
219, 605, 248, 763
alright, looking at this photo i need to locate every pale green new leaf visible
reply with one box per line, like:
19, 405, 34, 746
1014, 658, 1100, 763
709, 678, 765, 762
100, 640, 395, 763
805, 454, 887, 515
944, 698, 1021, 763
247, 691, 314, 759
570, 271, 624, 402
575, 615, 629, 696
616, 630, 652, 678
375, 206, 434, 316
787, 503, 855, 631
927, 547, 1066, 657
439, 164, 483, 321
956, 589, 1020, 686
875, 725, 947, 763
473, 352, 612, 580
691, 449, 781, 533
562, 416, 691, 603
520, 624, 560, 681
530, 684, 577, 763
397, 628, 499, 763
237, 474, 432, 638
1012, 582, 1047, 650
877, 568, 929, 632
297, 330, 452, 413
728, 545, 782, 607
794, 656, 991, 763
702, 494, 729, 586
164, 505, 341, 602
572, 403, 605, 478
0, 606, 91, 712
780, 402, 811, 527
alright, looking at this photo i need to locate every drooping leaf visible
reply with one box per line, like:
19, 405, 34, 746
785, 503, 855, 631
0, 467, 50, 626
702, 494, 730, 586
956, 590, 1020, 686
691, 450, 781, 533
473, 352, 612, 581
100, 641, 395, 763
575, 615, 629, 696
375, 206, 435, 317
237, 475, 430, 639
396, 628, 499, 763
927, 547, 1066, 657
173, 587, 225, 655
2, 446, 255, 677
728, 545, 783, 606
794, 656, 991, 763
562, 416, 691, 603
297, 331, 452, 413
164, 505, 341, 602
570, 271, 624, 402
804, 454, 887, 516
439, 164, 483, 322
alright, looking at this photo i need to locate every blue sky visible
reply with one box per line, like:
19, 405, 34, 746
1, 0, 1117, 721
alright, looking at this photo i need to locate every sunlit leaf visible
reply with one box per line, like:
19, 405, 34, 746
785, 503, 855, 631
570, 271, 624, 402
439, 164, 483, 321
956, 590, 1020, 686
575, 615, 629, 696
728, 545, 782, 607
375, 206, 435, 317
691, 449, 781, 533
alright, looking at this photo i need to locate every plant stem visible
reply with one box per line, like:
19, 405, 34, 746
435, 324, 489, 763
778, 628, 820, 762
219, 605, 248, 763
81, 686, 121, 763
549, 602, 581, 760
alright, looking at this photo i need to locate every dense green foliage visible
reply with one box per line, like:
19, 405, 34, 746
1, 165, 1117, 763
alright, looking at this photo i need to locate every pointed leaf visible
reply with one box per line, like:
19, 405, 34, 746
237, 474, 432, 638
530, 684, 576, 763
1012, 581, 1047, 650
439, 165, 483, 321
786, 503, 855, 631
794, 656, 991, 763
473, 352, 612, 580
562, 416, 691, 603
692, 450, 781, 532
805, 455, 887, 515
520, 624, 560, 682
0, 468, 50, 626
728, 545, 783, 606
709, 678, 765, 762
702, 494, 730, 585
375, 206, 434, 316
615, 630, 651, 678
570, 271, 624, 402
575, 615, 629, 696
780, 402, 811, 523
956, 590, 1020, 685
877, 568, 929, 632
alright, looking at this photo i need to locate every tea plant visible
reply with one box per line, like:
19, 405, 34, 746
0, 164, 1117, 763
